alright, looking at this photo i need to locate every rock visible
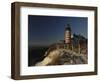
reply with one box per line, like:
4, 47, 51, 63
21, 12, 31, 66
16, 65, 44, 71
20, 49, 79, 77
35, 48, 87, 66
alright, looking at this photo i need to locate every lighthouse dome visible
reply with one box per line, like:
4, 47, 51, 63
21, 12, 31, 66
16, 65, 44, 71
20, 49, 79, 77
65, 24, 71, 31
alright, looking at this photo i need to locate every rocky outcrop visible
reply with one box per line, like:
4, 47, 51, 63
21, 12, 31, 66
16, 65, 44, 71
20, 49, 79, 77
35, 34, 87, 66
35, 49, 87, 66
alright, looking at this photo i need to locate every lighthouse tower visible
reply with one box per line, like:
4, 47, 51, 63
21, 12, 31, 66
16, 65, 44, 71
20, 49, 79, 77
64, 24, 72, 50
64, 24, 71, 44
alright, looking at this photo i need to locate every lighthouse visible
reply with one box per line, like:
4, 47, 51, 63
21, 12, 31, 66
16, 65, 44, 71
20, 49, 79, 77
64, 24, 72, 50
64, 24, 71, 44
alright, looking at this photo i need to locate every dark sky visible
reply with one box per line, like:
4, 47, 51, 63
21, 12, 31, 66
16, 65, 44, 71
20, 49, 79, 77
28, 15, 87, 46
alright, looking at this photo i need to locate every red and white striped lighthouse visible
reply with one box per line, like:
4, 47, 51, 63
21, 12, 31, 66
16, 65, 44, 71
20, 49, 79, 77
64, 24, 71, 44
